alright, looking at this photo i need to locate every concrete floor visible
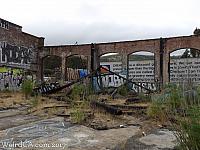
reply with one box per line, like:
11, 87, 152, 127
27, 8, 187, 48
0, 109, 177, 150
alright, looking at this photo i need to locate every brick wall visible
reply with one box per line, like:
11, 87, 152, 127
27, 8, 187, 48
0, 18, 44, 72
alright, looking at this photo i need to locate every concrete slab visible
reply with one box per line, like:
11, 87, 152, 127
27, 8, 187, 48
139, 129, 177, 149
0, 116, 177, 150
0, 117, 140, 150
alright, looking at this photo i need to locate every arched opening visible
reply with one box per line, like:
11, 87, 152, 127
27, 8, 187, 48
100, 53, 123, 87
128, 51, 155, 92
42, 55, 62, 82
170, 48, 200, 84
66, 54, 89, 81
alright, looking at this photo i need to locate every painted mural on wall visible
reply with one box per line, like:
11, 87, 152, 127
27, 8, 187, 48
100, 58, 200, 92
0, 67, 23, 91
33, 82, 60, 94
0, 41, 35, 69
100, 62, 156, 92
170, 57, 200, 83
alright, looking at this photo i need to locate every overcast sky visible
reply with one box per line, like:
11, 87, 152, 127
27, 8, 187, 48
1, 0, 199, 45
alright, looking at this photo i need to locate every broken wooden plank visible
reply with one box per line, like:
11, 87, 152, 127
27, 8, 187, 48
90, 100, 122, 115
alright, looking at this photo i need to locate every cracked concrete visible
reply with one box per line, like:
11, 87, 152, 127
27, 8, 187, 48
0, 116, 177, 150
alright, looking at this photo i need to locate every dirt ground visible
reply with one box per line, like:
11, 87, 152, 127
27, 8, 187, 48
0, 92, 177, 150
0, 92, 168, 134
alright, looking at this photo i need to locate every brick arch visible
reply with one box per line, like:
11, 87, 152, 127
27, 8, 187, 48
41, 45, 91, 59
97, 39, 160, 56
66, 53, 90, 58
66, 54, 91, 70
128, 50, 155, 56
41, 54, 62, 60
165, 35, 200, 54
40, 54, 62, 81
163, 35, 200, 83
127, 50, 157, 82
69, 45, 91, 56
99, 52, 121, 57
170, 47, 200, 55
38, 34, 200, 85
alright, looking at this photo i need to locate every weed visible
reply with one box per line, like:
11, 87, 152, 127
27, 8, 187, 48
174, 106, 200, 150
147, 94, 167, 123
118, 84, 129, 96
21, 79, 33, 99
30, 96, 39, 107
69, 83, 85, 100
138, 92, 151, 102
70, 108, 85, 124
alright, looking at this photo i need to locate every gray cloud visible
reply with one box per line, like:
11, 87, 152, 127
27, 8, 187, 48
2, 0, 199, 46
28, 21, 194, 46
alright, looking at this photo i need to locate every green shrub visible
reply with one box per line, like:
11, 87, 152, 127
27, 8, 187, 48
70, 84, 85, 100
21, 79, 33, 99
118, 84, 129, 96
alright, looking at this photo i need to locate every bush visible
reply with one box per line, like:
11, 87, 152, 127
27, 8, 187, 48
21, 79, 33, 99
70, 84, 85, 100
118, 84, 129, 96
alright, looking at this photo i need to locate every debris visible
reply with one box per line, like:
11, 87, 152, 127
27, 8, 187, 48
120, 124, 126, 128
142, 131, 146, 136
125, 97, 141, 104
90, 100, 122, 115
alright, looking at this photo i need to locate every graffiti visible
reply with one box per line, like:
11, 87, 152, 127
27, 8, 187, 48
100, 74, 157, 93
0, 71, 23, 90
33, 82, 60, 94
0, 42, 34, 69
131, 82, 157, 93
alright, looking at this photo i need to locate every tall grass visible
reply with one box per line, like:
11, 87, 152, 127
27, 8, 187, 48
148, 83, 200, 149
69, 83, 95, 124
174, 106, 200, 150
21, 79, 33, 99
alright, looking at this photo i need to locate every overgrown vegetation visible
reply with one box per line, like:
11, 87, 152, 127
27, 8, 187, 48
69, 83, 94, 124
117, 84, 129, 96
21, 79, 33, 99
30, 96, 39, 107
138, 92, 151, 102
174, 106, 200, 150
148, 83, 200, 149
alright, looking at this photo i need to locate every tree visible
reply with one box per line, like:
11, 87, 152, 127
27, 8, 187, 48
190, 28, 200, 57
181, 49, 190, 58
66, 56, 87, 69
194, 28, 200, 35
43, 56, 62, 77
